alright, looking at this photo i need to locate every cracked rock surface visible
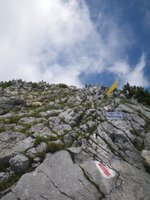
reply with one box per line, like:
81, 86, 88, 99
1, 151, 100, 200
0, 80, 150, 200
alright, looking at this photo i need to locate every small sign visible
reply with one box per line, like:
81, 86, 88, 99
106, 111, 123, 120
95, 161, 116, 178
106, 81, 118, 95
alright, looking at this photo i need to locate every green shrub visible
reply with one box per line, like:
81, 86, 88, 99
3, 115, 21, 124
31, 82, 38, 89
0, 125, 6, 133
29, 110, 40, 117
0, 175, 20, 191
46, 142, 64, 153
123, 83, 150, 106
58, 83, 68, 88
34, 135, 57, 146
0, 81, 12, 88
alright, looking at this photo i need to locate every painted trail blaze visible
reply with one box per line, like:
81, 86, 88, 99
98, 163, 111, 177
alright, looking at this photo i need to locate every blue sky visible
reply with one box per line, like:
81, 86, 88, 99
83, 0, 150, 89
0, 0, 149, 90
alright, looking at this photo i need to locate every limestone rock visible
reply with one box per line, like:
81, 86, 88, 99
9, 154, 29, 174
142, 150, 150, 166
1, 81, 150, 199
2, 151, 100, 200
36, 142, 47, 153
0, 131, 25, 164
144, 132, 150, 150
26, 147, 37, 159
14, 137, 35, 153
81, 160, 118, 195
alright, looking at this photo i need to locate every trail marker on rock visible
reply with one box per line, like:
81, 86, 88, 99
95, 161, 116, 179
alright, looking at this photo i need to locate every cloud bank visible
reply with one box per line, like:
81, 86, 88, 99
0, 0, 149, 87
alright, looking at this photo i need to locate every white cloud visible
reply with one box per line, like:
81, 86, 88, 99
126, 54, 149, 87
0, 0, 149, 88
109, 54, 149, 87
0, 0, 95, 85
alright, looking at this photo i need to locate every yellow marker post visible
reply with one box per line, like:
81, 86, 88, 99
106, 81, 118, 95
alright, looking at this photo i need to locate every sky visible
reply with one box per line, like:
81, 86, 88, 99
0, 0, 150, 90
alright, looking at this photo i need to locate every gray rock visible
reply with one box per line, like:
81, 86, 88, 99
0, 112, 13, 119
142, 150, 150, 166
49, 116, 72, 136
2, 151, 100, 200
46, 109, 62, 116
117, 104, 136, 114
108, 159, 150, 200
0, 171, 14, 183
14, 137, 35, 153
144, 132, 150, 150
0, 131, 25, 164
36, 142, 47, 153
13, 125, 24, 131
19, 117, 36, 124
80, 124, 88, 132
63, 133, 74, 145
31, 123, 56, 138
81, 160, 118, 195
39, 111, 48, 117
9, 154, 29, 174
26, 147, 37, 159
67, 147, 82, 154
59, 109, 82, 126
48, 101, 55, 106
59, 109, 75, 124
0, 97, 13, 114
33, 157, 41, 163
1, 192, 17, 200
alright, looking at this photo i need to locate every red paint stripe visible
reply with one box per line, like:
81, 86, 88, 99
98, 163, 111, 177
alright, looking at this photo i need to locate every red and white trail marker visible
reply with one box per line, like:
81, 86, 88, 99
94, 161, 116, 179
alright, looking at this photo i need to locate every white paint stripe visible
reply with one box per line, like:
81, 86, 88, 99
94, 161, 116, 179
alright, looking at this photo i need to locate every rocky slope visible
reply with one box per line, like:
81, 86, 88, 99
0, 80, 150, 200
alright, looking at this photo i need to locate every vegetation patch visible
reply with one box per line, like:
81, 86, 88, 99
46, 142, 65, 153
2, 115, 21, 124
123, 83, 150, 106
0, 175, 20, 192
0, 125, 6, 133
58, 83, 68, 88
0, 81, 12, 88
34, 135, 57, 146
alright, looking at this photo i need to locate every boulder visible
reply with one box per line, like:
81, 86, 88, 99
30, 123, 56, 138
26, 147, 37, 159
36, 142, 47, 153
108, 159, 150, 200
0, 131, 25, 164
9, 154, 29, 174
14, 137, 35, 153
81, 160, 118, 195
2, 151, 100, 200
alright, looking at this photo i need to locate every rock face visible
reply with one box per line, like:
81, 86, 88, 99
0, 80, 150, 199
2, 151, 100, 200
0, 131, 26, 164
9, 154, 29, 174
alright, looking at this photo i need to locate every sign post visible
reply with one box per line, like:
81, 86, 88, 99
106, 81, 118, 96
